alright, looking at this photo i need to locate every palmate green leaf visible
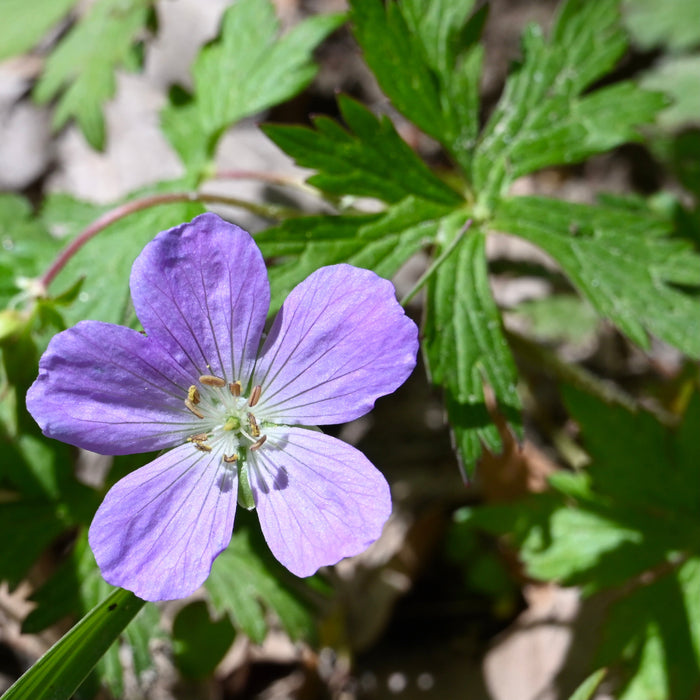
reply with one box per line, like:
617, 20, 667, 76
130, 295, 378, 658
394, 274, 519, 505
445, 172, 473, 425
350, 0, 484, 172
33, 0, 155, 150
205, 525, 314, 644
0, 0, 77, 60
641, 56, 700, 130
472, 0, 664, 207
162, 0, 344, 175
263, 95, 462, 206
22, 532, 160, 699
257, 196, 453, 311
465, 390, 700, 699
423, 221, 522, 476
46, 186, 204, 326
3, 587, 145, 700
491, 196, 700, 358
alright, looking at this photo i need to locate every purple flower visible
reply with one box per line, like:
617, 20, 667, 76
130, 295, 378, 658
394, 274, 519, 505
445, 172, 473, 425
26, 213, 418, 601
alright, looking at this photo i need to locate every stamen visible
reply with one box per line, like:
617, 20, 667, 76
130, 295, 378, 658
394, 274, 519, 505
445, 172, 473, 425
199, 374, 226, 387
250, 435, 267, 451
223, 453, 239, 463
248, 413, 261, 438
194, 441, 212, 452
248, 384, 262, 407
185, 398, 205, 419
229, 381, 241, 397
188, 432, 209, 443
187, 385, 201, 404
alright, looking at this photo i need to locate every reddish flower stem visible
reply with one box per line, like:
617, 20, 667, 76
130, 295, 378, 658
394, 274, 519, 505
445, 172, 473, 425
39, 191, 300, 291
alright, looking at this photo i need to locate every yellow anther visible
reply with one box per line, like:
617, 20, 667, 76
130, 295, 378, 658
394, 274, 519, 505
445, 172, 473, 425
223, 453, 239, 463
229, 381, 241, 397
250, 435, 267, 451
247, 412, 260, 438
187, 385, 201, 404
199, 374, 226, 387
185, 398, 205, 419
248, 384, 262, 408
194, 441, 212, 452
188, 432, 209, 443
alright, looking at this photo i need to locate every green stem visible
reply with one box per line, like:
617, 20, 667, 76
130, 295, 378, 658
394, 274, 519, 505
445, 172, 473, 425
400, 220, 472, 307
40, 191, 302, 291
2, 588, 145, 700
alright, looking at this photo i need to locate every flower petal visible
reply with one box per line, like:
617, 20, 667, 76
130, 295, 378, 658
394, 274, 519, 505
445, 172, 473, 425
130, 213, 269, 382
26, 320, 200, 455
249, 427, 391, 577
89, 443, 237, 601
253, 265, 418, 424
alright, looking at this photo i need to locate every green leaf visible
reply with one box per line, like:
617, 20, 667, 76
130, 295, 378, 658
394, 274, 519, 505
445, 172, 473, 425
2, 588, 145, 700
205, 525, 314, 644
597, 557, 700, 700
350, 0, 484, 171
491, 196, 700, 357
0, 194, 63, 307
48, 187, 204, 326
511, 295, 599, 345
0, 0, 77, 60
172, 601, 236, 678
263, 95, 463, 205
33, 0, 154, 150
257, 196, 452, 312
472, 0, 664, 206
640, 56, 700, 131
464, 390, 700, 698
623, 0, 700, 52
22, 533, 160, 698
423, 222, 522, 475
567, 669, 607, 700
162, 0, 344, 174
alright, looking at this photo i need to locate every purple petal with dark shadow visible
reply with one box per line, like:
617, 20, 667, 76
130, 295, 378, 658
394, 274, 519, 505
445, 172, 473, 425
26, 320, 200, 455
252, 265, 418, 425
89, 443, 237, 601
249, 427, 391, 577
130, 213, 269, 382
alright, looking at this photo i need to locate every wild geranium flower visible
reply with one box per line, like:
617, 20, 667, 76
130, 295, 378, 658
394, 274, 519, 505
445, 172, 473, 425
27, 213, 418, 601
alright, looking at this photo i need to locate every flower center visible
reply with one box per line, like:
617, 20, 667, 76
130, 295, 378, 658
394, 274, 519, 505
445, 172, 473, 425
183, 374, 267, 463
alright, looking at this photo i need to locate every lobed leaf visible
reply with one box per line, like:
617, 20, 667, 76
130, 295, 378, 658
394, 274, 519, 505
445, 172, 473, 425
472, 0, 664, 206
258, 196, 453, 311
423, 221, 522, 476
205, 526, 314, 644
162, 0, 344, 175
33, 0, 155, 150
0, 0, 77, 61
263, 95, 463, 206
491, 196, 700, 357
350, 0, 484, 172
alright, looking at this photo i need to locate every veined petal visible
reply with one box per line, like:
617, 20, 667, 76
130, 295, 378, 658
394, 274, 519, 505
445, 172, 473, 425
249, 427, 391, 577
89, 443, 237, 601
26, 320, 199, 455
253, 265, 418, 424
130, 213, 269, 382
